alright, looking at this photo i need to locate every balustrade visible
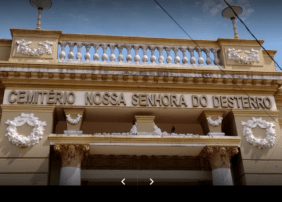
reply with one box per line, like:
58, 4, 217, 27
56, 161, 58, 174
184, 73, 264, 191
58, 41, 221, 67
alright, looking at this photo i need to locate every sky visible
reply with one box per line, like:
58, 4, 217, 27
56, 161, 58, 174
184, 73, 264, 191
0, 0, 282, 70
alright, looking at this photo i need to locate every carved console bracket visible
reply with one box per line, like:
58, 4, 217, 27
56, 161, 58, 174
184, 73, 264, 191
54, 144, 90, 168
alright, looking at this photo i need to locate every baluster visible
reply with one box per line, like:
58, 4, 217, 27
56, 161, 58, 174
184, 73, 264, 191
134, 45, 140, 63
126, 45, 132, 63
76, 42, 83, 61
181, 47, 188, 64
188, 47, 196, 65
150, 46, 156, 63
204, 48, 212, 65
142, 45, 148, 63
196, 47, 204, 65
158, 46, 164, 63
165, 47, 172, 64
84, 43, 91, 61
173, 47, 180, 64
117, 44, 124, 62
109, 43, 116, 62
59, 41, 67, 60
212, 48, 220, 65
67, 41, 75, 60
93, 43, 100, 61
102, 44, 108, 62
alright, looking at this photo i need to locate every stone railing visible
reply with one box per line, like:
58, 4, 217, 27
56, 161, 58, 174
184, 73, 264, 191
58, 41, 221, 68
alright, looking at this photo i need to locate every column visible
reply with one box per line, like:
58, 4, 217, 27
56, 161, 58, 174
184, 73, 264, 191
55, 144, 89, 186
202, 146, 238, 186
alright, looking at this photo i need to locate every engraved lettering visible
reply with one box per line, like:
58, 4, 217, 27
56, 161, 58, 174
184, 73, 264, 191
8, 90, 17, 103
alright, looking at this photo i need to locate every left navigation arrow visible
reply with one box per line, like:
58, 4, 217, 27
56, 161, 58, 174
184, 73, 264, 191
121, 178, 125, 185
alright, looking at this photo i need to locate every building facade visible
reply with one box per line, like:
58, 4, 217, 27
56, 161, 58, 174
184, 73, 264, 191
0, 28, 281, 185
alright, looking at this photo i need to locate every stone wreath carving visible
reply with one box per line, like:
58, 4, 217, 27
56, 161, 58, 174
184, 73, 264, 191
66, 114, 82, 125
241, 117, 276, 149
16, 39, 53, 56
207, 116, 223, 127
228, 48, 259, 64
5, 113, 47, 147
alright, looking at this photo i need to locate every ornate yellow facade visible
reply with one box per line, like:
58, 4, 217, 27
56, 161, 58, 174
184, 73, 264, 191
0, 28, 281, 185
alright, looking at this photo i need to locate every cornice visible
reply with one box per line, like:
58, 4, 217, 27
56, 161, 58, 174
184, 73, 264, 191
0, 77, 278, 94
49, 134, 241, 146
10, 28, 62, 38
231, 109, 279, 117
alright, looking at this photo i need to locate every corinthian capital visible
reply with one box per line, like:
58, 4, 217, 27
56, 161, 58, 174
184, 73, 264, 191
201, 146, 239, 170
55, 144, 90, 168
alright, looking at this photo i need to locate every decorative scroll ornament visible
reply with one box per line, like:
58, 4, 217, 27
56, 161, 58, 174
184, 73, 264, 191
228, 48, 259, 64
207, 116, 223, 127
66, 114, 82, 125
16, 39, 53, 56
5, 113, 47, 147
241, 117, 276, 149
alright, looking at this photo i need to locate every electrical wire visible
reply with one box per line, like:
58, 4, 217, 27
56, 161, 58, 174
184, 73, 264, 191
153, 0, 279, 124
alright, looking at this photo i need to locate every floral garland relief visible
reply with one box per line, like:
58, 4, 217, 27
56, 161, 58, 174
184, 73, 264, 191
5, 113, 47, 147
228, 48, 260, 64
207, 116, 223, 127
66, 114, 82, 125
16, 39, 53, 56
241, 117, 276, 149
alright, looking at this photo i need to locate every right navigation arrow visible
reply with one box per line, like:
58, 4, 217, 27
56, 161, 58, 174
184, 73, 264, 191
150, 178, 154, 185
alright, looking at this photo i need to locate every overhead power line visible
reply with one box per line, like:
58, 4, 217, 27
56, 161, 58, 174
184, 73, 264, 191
153, 0, 278, 124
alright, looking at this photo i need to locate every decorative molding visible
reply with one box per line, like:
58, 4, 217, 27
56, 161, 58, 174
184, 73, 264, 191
0, 67, 281, 81
201, 146, 239, 170
241, 117, 276, 149
228, 48, 260, 64
5, 113, 47, 147
207, 116, 223, 127
16, 39, 53, 56
1, 105, 55, 112
66, 114, 82, 125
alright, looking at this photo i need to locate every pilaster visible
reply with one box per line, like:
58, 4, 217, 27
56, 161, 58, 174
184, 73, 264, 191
198, 110, 224, 136
135, 116, 155, 135
63, 108, 85, 133
0, 105, 55, 185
